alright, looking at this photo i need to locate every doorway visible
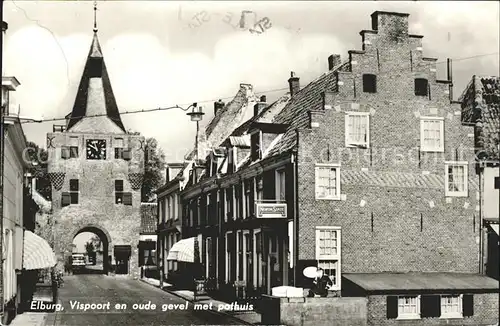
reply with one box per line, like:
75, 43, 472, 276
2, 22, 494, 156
114, 245, 131, 274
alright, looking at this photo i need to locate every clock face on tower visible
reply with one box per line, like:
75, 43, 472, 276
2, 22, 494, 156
86, 139, 107, 160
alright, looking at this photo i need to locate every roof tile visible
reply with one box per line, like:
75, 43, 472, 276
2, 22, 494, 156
140, 203, 157, 234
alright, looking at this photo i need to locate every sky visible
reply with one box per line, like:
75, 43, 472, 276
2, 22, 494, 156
2, 1, 499, 162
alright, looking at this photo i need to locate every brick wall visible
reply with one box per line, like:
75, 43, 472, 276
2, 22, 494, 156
295, 12, 479, 274
262, 296, 368, 326
47, 131, 145, 277
367, 293, 499, 326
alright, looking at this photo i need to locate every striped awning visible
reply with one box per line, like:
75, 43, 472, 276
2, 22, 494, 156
166, 237, 195, 262
23, 230, 57, 270
490, 224, 499, 236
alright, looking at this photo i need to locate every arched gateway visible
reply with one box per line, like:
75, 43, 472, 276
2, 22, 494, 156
71, 224, 112, 274
46, 21, 145, 278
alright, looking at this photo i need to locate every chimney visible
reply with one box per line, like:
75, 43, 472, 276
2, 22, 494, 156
288, 71, 300, 97
165, 167, 170, 182
371, 11, 409, 37
254, 95, 267, 116
328, 55, 341, 70
214, 99, 225, 115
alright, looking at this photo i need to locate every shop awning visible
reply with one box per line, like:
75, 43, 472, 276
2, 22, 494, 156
22, 230, 57, 270
114, 245, 131, 258
489, 223, 499, 236
166, 237, 195, 262
138, 240, 156, 250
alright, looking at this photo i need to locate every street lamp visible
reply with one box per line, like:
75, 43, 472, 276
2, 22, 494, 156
185, 103, 205, 161
185, 103, 204, 122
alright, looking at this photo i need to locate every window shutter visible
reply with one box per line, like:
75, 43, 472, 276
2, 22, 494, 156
386, 296, 398, 319
463, 294, 474, 317
228, 235, 236, 251
61, 192, 71, 206
122, 149, 131, 160
421, 295, 440, 318
61, 147, 70, 159
123, 192, 132, 206
138, 248, 144, 267
256, 233, 262, 254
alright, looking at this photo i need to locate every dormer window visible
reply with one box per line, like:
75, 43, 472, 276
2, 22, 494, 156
415, 78, 428, 96
362, 74, 377, 93
251, 131, 262, 161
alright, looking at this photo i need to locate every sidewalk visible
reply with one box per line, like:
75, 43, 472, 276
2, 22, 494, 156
140, 277, 261, 325
9, 312, 47, 326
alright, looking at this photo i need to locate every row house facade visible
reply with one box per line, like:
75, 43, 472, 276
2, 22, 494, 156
176, 11, 499, 325
156, 163, 183, 284
156, 84, 261, 286
1, 76, 40, 324
460, 75, 499, 280
180, 92, 291, 296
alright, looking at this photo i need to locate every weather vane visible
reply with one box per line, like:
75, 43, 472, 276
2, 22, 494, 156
93, 1, 98, 33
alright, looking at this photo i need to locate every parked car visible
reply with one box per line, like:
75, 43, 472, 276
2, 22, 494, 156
72, 254, 86, 274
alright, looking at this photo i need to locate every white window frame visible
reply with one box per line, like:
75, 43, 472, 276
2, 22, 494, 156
275, 168, 286, 202
315, 226, 341, 291
253, 228, 261, 288
223, 188, 228, 222
397, 295, 421, 320
345, 111, 370, 148
225, 231, 233, 283
174, 194, 179, 220
315, 163, 341, 200
242, 230, 250, 282
159, 198, 164, 223
440, 294, 463, 319
205, 237, 211, 277
444, 162, 468, 197
420, 117, 444, 152
166, 196, 171, 220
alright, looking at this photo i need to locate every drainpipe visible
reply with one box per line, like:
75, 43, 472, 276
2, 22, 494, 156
0, 19, 7, 319
479, 160, 485, 274
292, 150, 298, 287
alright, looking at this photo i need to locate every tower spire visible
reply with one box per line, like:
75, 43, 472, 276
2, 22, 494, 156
93, 1, 98, 33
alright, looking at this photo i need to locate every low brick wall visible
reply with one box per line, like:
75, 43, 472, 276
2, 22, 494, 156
261, 295, 368, 326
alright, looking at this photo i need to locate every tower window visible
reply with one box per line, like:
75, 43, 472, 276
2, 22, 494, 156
114, 138, 125, 159
415, 78, 429, 96
88, 58, 103, 78
115, 180, 124, 204
69, 179, 79, 204
362, 74, 377, 93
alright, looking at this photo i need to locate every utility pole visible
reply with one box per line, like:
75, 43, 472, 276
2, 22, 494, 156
0, 19, 8, 319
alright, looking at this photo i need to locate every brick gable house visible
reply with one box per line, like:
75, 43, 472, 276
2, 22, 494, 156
178, 10, 498, 325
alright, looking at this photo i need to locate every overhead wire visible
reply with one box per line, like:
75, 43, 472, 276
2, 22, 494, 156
18, 51, 499, 125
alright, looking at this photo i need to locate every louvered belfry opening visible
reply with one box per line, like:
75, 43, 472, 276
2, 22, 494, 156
88, 57, 103, 78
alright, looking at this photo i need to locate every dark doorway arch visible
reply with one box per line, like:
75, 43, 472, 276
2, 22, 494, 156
71, 224, 112, 274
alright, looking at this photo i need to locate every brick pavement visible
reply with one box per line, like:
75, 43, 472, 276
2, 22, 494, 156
140, 277, 261, 325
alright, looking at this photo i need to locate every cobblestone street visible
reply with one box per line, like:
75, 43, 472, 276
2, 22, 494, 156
43, 275, 246, 326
